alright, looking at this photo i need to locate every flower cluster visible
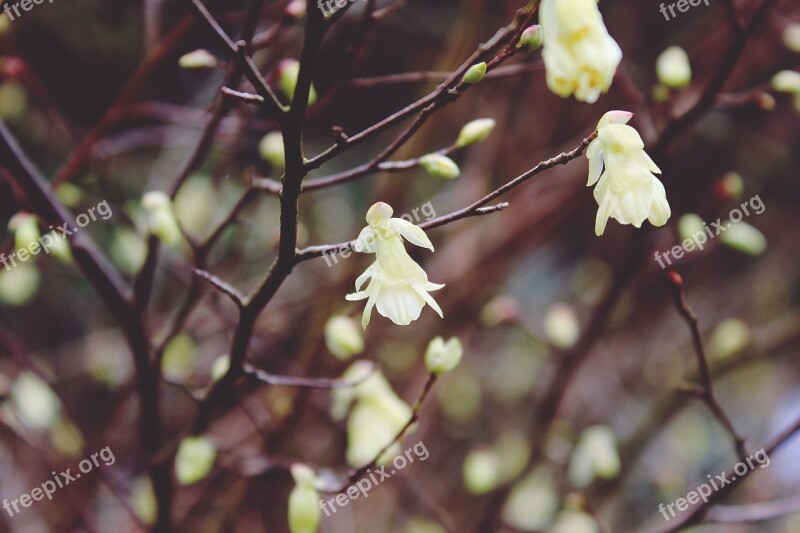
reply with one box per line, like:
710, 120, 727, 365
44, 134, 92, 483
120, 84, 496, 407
346, 202, 444, 328
587, 111, 671, 235
539, 0, 622, 103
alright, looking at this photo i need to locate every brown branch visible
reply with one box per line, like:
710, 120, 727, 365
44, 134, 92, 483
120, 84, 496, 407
294, 131, 595, 263
668, 271, 747, 457
242, 362, 375, 389
348, 61, 543, 89
193, 268, 245, 308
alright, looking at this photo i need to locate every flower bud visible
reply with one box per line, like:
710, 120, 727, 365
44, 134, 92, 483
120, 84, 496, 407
461, 62, 487, 85
0, 81, 28, 121
142, 191, 182, 245
551, 510, 598, 533
8, 213, 40, 252
455, 118, 496, 148
55, 183, 84, 208
656, 46, 691, 89
568, 425, 620, 487
288, 464, 321, 533
259, 132, 285, 169
518, 25, 543, 51
279, 59, 318, 104
480, 295, 520, 326
110, 227, 147, 275
502, 469, 558, 531
0, 263, 40, 306
544, 303, 580, 349
211, 354, 230, 381
463, 447, 500, 494
771, 70, 800, 94
677, 213, 705, 243
708, 318, 751, 359
424, 336, 463, 375
285, 0, 306, 19
366, 201, 393, 224
131, 477, 157, 525
178, 49, 218, 69
719, 221, 767, 256
783, 23, 800, 53
161, 334, 197, 382
175, 436, 217, 485
0, 13, 9, 36
324, 315, 364, 360
714, 172, 744, 201
419, 154, 460, 180
9, 372, 60, 429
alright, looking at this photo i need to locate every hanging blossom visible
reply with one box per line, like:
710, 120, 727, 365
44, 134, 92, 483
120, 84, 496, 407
587, 111, 671, 235
346, 202, 444, 328
540, 0, 622, 103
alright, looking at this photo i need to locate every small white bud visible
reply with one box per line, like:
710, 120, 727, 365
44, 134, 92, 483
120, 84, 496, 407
178, 49, 218, 69
324, 315, 364, 360
656, 46, 692, 89
518, 25, 543, 51
771, 70, 800, 94
259, 132, 285, 169
455, 118, 496, 148
783, 23, 800, 53
9, 372, 61, 429
8, 212, 40, 253
544, 303, 580, 349
708, 318, 751, 359
463, 447, 500, 494
142, 191, 182, 245
424, 336, 463, 375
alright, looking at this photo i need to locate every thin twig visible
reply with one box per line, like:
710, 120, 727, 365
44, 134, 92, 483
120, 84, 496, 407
668, 271, 747, 457
193, 268, 245, 308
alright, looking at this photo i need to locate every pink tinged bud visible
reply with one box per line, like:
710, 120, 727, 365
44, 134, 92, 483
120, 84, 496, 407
597, 110, 633, 128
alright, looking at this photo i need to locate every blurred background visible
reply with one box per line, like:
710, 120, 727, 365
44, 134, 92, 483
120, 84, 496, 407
1, 0, 800, 531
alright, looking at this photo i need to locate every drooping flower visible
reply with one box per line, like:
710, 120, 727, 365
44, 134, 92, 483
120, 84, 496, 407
331, 361, 412, 467
287, 464, 321, 533
540, 0, 622, 103
587, 111, 670, 235
346, 202, 444, 328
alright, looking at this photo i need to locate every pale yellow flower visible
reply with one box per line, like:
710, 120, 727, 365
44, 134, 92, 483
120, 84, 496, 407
346, 202, 444, 328
540, 0, 622, 103
587, 111, 670, 235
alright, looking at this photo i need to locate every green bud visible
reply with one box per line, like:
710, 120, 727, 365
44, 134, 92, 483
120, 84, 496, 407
419, 154, 460, 180
55, 183, 84, 208
0, 81, 28, 121
211, 354, 230, 381
50, 418, 84, 458
518, 25, 543, 51
463, 447, 500, 494
424, 336, 463, 375
455, 118, 496, 148
178, 49, 218, 69
568, 425, 620, 487
279, 59, 318, 104
716, 172, 744, 201
161, 334, 197, 381
656, 46, 691, 89
324, 315, 364, 360
259, 132, 285, 169
0, 13, 10, 35
462, 62, 487, 85
677, 213, 705, 243
8, 213, 40, 253
130, 477, 157, 525
110, 227, 147, 276
708, 318, 751, 359
551, 510, 598, 533
719, 221, 767, 256
174, 436, 216, 485
142, 191, 182, 245
288, 464, 321, 533
772, 70, 800, 94
0, 263, 40, 307
502, 469, 558, 531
